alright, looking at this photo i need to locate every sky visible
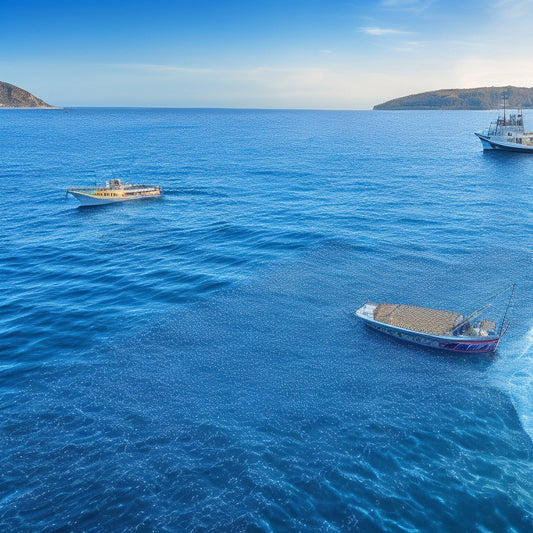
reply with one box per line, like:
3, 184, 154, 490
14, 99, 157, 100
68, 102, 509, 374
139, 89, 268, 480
2, 0, 533, 109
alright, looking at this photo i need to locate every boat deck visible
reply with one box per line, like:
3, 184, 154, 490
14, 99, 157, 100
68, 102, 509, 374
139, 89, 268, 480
372, 303, 463, 335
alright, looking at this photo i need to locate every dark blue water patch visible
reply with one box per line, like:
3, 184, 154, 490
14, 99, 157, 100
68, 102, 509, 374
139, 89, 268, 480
248, 169, 279, 176
2, 241, 532, 531
395, 215, 444, 226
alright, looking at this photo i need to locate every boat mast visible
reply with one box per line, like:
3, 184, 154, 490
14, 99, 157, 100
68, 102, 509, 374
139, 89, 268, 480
498, 283, 516, 337
502, 91, 508, 125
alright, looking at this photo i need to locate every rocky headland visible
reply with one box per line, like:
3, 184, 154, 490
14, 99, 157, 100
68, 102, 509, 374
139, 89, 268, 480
0, 81, 57, 108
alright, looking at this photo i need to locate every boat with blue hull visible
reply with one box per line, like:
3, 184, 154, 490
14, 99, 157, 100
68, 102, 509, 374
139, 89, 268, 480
356, 286, 515, 353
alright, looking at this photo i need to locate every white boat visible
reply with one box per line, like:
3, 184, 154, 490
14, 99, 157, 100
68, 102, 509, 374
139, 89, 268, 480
67, 179, 162, 206
475, 96, 533, 152
355, 286, 515, 354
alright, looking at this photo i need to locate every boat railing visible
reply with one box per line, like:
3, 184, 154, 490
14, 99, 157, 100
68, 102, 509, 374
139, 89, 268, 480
487, 123, 524, 137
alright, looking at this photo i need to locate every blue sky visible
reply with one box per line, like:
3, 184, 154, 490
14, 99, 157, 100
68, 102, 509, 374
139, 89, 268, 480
2, 0, 532, 108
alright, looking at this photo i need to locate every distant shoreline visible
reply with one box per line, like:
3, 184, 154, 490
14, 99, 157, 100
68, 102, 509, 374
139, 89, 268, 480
0, 106, 63, 110
0, 105, 526, 111
0, 105, 515, 111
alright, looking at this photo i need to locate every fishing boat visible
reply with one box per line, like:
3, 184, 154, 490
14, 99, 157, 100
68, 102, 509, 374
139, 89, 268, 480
67, 179, 162, 206
355, 285, 515, 353
475, 95, 533, 152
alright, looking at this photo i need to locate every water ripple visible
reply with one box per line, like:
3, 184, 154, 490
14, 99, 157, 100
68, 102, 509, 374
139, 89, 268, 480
1, 109, 532, 531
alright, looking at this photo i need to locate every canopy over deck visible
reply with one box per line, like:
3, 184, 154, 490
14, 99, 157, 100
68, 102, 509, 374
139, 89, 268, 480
373, 304, 463, 335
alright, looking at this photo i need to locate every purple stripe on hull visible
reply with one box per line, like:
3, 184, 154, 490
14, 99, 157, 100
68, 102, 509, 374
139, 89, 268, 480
426, 339, 498, 353
366, 322, 499, 353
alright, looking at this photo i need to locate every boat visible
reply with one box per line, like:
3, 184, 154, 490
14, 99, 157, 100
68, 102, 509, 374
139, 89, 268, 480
67, 179, 162, 206
475, 95, 533, 152
355, 285, 515, 353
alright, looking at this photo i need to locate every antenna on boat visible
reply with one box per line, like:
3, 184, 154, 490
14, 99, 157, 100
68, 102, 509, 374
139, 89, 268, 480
498, 283, 516, 337
502, 91, 508, 124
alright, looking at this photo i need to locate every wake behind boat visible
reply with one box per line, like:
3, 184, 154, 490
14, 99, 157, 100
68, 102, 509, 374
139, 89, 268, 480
355, 285, 515, 353
67, 179, 162, 206
475, 95, 533, 152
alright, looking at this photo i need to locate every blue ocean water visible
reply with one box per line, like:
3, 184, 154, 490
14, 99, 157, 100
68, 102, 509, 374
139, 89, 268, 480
1, 108, 532, 531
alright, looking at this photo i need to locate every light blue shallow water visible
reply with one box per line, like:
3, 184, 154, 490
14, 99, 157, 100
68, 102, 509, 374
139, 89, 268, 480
1, 108, 532, 531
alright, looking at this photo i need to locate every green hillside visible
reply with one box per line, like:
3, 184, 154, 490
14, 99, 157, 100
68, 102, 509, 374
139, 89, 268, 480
374, 86, 533, 110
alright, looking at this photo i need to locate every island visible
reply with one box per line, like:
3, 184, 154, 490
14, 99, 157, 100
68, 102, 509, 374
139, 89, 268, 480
374, 86, 533, 110
0, 81, 57, 108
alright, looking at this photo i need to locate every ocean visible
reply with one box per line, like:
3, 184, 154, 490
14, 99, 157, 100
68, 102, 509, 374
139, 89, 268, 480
1, 108, 532, 531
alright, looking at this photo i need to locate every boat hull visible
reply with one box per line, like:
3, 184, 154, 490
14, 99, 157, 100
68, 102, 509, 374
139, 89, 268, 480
356, 307, 500, 353
68, 189, 161, 206
475, 132, 533, 153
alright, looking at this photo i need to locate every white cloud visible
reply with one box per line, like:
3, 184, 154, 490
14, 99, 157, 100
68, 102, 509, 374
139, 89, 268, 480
380, 0, 433, 12
494, 0, 533, 18
392, 40, 426, 52
361, 27, 412, 36
381, 0, 422, 5
113, 63, 215, 75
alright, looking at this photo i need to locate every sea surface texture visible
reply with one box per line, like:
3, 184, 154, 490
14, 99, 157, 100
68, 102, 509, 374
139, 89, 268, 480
1, 108, 532, 531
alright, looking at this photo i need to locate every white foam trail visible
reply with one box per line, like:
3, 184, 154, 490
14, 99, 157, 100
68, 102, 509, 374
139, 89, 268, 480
517, 325, 533, 359
507, 325, 533, 442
